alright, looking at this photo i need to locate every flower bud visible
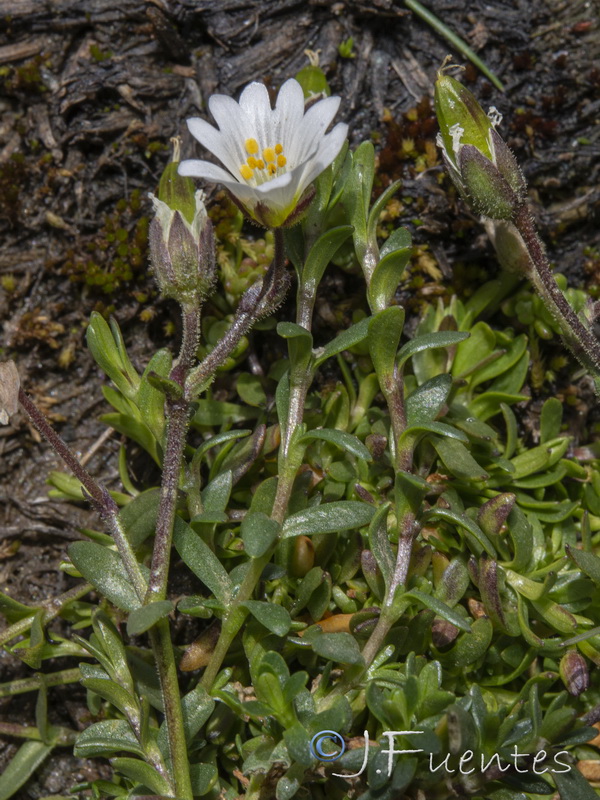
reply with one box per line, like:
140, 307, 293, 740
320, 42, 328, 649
560, 650, 589, 697
434, 71, 526, 221
149, 140, 216, 306
149, 191, 216, 306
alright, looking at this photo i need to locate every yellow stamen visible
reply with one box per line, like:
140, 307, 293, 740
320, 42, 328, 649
247, 156, 257, 168
256, 159, 265, 170
263, 147, 275, 163
245, 138, 259, 155
277, 154, 287, 168
267, 163, 277, 175
275, 143, 283, 154
239, 164, 253, 180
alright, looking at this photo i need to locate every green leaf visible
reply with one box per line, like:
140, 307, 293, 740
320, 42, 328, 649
241, 512, 281, 558
283, 722, 312, 768
119, 488, 160, 549
82, 678, 139, 719
182, 685, 215, 742
508, 437, 570, 481
367, 184, 403, 246
193, 399, 260, 426
86, 313, 139, 400
443, 617, 493, 668
173, 518, 232, 603
380, 224, 411, 259
0, 590, 34, 624
282, 502, 375, 538
490, 350, 528, 394
0, 741, 53, 800
313, 317, 371, 367
292, 567, 325, 616
237, 373, 267, 408
501, 402, 518, 458
541, 397, 563, 443
190, 763, 219, 796
92, 612, 133, 690
299, 428, 372, 461
193, 430, 252, 464
369, 306, 405, 388
302, 628, 364, 665
397, 331, 469, 370
250, 476, 279, 515
368, 504, 394, 591
566, 545, 600, 585
553, 762, 597, 800
202, 470, 233, 513
127, 600, 173, 636
136, 348, 172, 437
423, 507, 496, 557
469, 391, 528, 421
433, 437, 489, 481
452, 321, 496, 379
74, 720, 144, 759
300, 225, 354, 289
14, 609, 45, 669
406, 374, 452, 425
344, 142, 375, 263
109, 757, 171, 795
278, 322, 313, 371
471, 334, 528, 388
243, 601, 292, 636
405, 589, 471, 632
368, 243, 411, 311
399, 421, 468, 450
68, 542, 143, 611
100, 412, 159, 464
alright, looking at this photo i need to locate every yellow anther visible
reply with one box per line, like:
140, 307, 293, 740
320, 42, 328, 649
239, 164, 253, 180
256, 159, 265, 170
245, 138, 259, 155
263, 147, 275, 163
247, 156, 257, 168
267, 163, 277, 175
275, 143, 283, 154
277, 154, 287, 168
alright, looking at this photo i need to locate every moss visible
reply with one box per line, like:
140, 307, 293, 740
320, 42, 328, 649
2, 57, 47, 95
1, 274, 17, 292
0, 153, 28, 226
90, 44, 112, 62
62, 190, 150, 295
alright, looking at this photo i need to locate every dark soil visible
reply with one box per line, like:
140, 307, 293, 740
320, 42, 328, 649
1, 0, 599, 795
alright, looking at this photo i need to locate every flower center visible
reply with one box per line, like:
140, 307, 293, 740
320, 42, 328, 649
239, 138, 287, 184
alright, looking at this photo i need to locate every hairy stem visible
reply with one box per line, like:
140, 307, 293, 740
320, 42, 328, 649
144, 399, 190, 602
361, 510, 417, 668
383, 365, 408, 472
514, 206, 600, 377
143, 303, 202, 797
198, 230, 303, 690
199, 554, 269, 691
20, 389, 148, 599
185, 235, 289, 401
150, 621, 193, 800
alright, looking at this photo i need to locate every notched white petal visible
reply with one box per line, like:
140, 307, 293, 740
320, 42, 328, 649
239, 82, 273, 119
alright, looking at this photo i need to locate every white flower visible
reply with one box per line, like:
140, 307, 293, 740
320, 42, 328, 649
178, 78, 348, 228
